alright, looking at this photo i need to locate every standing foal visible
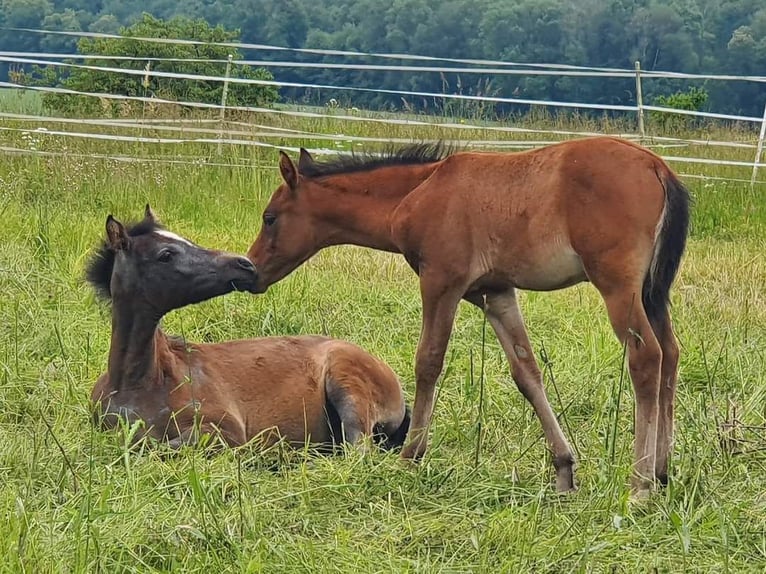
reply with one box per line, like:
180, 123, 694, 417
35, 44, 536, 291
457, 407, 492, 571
88, 206, 410, 451
246, 137, 690, 496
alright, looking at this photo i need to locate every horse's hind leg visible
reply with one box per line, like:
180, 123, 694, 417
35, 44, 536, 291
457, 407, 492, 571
325, 374, 374, 450
483, 290, 576, 492
650, 308, 679, 486
596, 283, 663, 496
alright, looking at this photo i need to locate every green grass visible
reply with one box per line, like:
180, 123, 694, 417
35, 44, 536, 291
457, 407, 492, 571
0, 88, 46, 116
1, 103, 765, 573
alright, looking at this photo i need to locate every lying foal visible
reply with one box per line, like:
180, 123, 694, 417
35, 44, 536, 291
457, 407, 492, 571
88, 206, 410, 451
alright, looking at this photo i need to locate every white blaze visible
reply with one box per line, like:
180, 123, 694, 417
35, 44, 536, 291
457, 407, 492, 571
155, 229, 194, 246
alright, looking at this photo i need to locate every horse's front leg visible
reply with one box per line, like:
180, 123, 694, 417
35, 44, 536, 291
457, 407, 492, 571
400, 276, 464, 462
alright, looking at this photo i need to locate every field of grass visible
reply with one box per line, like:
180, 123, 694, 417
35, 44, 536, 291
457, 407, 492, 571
1, 90, 766, 572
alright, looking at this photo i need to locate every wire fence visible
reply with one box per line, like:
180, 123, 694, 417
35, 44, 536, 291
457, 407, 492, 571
1, 28, 765, 186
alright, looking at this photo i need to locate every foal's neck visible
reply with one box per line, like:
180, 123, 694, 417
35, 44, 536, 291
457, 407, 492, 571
107, 300, 169, 392
317, 163, 439, 252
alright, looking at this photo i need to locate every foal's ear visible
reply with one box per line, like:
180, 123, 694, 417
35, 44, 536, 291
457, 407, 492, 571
144, 203, 157, 223
298, 148, 314, 172
278, 151, 299, 190
105, 215, 130, 251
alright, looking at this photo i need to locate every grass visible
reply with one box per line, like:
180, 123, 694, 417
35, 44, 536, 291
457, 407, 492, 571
0, 88, 45, 116
1, 91, 766, 572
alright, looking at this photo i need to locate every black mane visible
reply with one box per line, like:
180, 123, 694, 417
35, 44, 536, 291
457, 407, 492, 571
300, 141, 455, 178
85, 218, 164, 301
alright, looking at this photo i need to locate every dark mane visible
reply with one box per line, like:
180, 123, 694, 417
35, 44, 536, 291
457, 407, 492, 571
300, 141, 456, 178
85, 218, 164, 301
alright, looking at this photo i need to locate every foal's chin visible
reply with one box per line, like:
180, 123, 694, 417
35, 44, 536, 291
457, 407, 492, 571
194, 274, 259, 296
241, 280, 269, 295
229, 279, 263, 295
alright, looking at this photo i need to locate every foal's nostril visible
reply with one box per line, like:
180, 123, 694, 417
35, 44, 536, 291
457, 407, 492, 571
235, 257, 256, 272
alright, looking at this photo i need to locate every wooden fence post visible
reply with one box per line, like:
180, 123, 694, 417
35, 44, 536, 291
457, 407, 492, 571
751, 101, 766, 188
218, 54, 233, 156
634, 60, 646, 141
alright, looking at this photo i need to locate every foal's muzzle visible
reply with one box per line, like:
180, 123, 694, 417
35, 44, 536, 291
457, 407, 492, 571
227, 255, 259, 293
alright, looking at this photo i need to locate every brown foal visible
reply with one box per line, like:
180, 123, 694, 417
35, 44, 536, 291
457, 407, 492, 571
88, 206, 410, 451
246, 137, 690, 496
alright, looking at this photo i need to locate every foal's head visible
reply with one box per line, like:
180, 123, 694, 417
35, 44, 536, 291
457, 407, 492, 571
244, 149, 326, 292
86, 205, 258, 315
247, 144, 451, 292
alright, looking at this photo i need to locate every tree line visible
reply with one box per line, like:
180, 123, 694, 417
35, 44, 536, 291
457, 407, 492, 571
2, 0, 765, 117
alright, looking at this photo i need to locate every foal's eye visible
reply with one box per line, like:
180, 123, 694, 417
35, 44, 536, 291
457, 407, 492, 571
263, 213, 277, 227
157, 249, 173, 263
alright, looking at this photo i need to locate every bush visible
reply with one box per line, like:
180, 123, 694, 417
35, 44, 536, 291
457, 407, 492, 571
24, 13, 279, 117
651, 86, 709, 132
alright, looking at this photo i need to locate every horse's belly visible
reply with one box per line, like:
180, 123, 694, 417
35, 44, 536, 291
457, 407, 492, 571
265, 416, 333, 445
509, 244, 587, 291
240, 391, 333, 446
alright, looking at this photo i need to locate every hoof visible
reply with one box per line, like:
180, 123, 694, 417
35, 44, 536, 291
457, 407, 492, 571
400, 441, 426, 462
629, 485, 654, 504
553, 454, 577, 494
555, 482, 578, 495
555, 466, 577, 494
399, 448, 423, 466
631, 469, 657, 502
398, 455, 420, 470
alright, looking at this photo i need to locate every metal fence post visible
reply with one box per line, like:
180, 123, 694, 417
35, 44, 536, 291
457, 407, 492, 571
751, 101, 766, 188
634, 60, 646, 141
218, 54, 233, 156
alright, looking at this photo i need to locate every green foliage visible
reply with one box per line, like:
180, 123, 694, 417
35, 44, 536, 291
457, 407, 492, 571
40, 8, 82, 52
655, 86, 709, 111
27, 13, 279, 117
2, 1, 766, 117
0, 87, 44, 114
0, 0, 54, 52
652, 86, 709, 131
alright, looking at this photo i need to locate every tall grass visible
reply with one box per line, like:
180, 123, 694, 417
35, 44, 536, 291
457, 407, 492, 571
0, 88, 45, 116
0, 101, 765, 572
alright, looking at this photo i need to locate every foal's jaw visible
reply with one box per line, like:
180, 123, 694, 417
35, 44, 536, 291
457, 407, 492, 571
246, 244, 317, 294
242, 252, 277, 294
245, 240, 278, 294
165, 253, 260, 308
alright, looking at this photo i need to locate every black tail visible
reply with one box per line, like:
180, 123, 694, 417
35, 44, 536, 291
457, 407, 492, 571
642, 169, 691, 325
378, 404, 411, 451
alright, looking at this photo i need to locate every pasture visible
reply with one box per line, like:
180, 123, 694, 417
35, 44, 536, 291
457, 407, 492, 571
1, 93, 765, 572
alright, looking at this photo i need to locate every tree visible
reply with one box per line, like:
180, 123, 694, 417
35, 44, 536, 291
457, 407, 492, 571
3, 0, 766, 117
28, 13, 279, 116
0, 0, 54, 52
88, 14, 121, 34
720, 8, 766, 113
40, 9, 82, 53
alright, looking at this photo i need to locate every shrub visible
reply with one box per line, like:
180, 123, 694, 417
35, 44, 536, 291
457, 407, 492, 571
24, 13, 279, 117
651, 86, 709, 132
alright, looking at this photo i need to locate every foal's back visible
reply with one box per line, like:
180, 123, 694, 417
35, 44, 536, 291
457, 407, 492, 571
391, 136, 669, 292
187, 335, 406, 444
93, 334, 407, 448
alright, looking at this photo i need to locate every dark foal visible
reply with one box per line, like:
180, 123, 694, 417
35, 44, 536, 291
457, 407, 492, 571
246, 138, 690, 497
88, 206, 410, 451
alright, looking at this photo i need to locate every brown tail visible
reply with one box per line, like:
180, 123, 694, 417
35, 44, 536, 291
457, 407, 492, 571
642, 169, 691, 324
